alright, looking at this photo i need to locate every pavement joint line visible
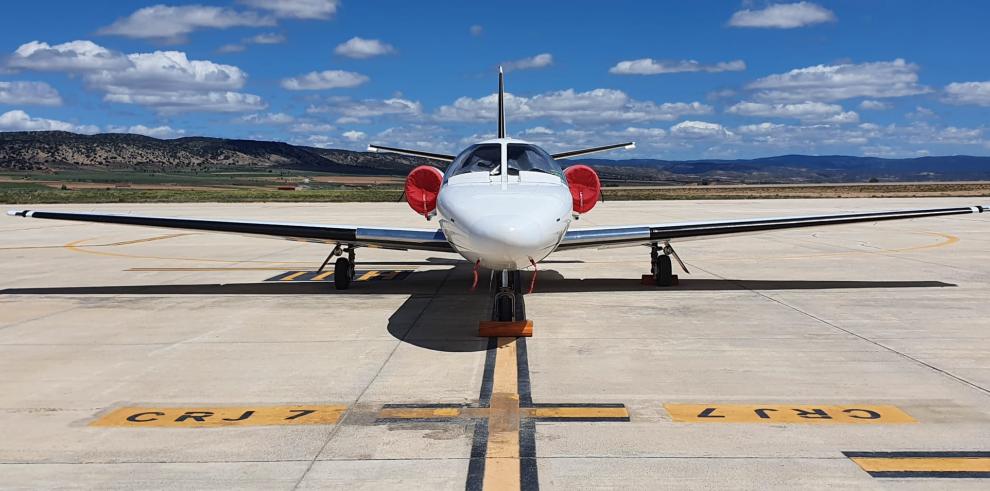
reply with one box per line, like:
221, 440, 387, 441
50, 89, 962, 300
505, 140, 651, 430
289, 263, 458, 491
688, 263, 990, 398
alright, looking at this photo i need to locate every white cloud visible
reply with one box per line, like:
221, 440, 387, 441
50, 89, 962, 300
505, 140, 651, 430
217, 33, 286, 54
240, 112, 295, 124
435, 88, 712, 124
0, 81, 62, 106
82, 50, 264, 113
610, 58, 745, 75
736, 122, 785, 135
108, 124, 185, 138
281, 70, 369, 90
247, 33, 286, 44
669, 120, 735, 139
727, 101, 859, 123
240, 0, 339, 19
104, 91, 264, 114
88, 51, 247, 93
290, 122, 334, 133
859, 99, 891, 110
9, 41, 265, 114
502, 53, 553, 72
342, 130, 366, 141
907, 106, 936, 120
306, 96, 422, 121
98, 5, 274, 42
217, 43, 246, 54
333, 37, 395, 59
292, 134, 334, 148
0, 109, 98, 133
729, 2, 835, 29
7, 40, 130, 72
747, 59, 930, 102
523, 126, 554, 135
943, 81, 990, 106
469, 25, 483, 36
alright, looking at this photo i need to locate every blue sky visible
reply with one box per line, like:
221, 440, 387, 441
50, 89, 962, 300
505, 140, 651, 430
1, 0, 989, 159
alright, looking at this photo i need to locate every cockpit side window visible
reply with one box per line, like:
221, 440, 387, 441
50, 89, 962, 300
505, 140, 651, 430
445, 144, 502, 178
507, 144, 564, 180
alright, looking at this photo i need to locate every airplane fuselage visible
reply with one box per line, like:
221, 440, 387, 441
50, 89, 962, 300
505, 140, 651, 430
435, 138, 574, 270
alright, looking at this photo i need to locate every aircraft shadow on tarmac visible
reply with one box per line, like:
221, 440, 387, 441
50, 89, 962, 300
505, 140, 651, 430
0, 264, 955, 353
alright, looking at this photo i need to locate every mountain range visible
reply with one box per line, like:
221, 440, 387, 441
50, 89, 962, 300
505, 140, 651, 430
2, 131, 989, 184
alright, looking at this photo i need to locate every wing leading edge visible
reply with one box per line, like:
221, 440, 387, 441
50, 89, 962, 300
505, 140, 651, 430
6, 210, 453, 252
558, 204, 988, 250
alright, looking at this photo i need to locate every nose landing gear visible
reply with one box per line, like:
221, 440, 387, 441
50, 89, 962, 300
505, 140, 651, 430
492, 270, 525, 322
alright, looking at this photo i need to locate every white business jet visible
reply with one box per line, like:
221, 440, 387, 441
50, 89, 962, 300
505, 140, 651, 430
8, 68, 988, 321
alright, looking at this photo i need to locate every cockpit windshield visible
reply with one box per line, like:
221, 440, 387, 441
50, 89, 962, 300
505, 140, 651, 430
446, 144, 501, 177
506, 144, 562, 178
445, 143, 563, 181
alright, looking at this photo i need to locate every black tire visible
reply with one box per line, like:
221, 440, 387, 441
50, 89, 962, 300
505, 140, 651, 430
496, 295, 514, 321
655, 255, 673, 287
334, 257, 352, 290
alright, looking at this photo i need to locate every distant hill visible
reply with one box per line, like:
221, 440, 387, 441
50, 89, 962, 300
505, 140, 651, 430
0, 131, 433, 175
2, 131, 989, 183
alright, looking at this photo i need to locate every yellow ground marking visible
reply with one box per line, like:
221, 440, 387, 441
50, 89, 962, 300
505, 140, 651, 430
378, 407, 462, 419
63, 236, 313, 265
850, 457, 990, 473
707, 231, 959, 262
91, 405, 346, 428
484, 337, 521, 491
280, 271, 308, 281
312, 270, 335, 281
1, 233, 195, 251
356, 270, 380, 281
665, 404, 916, 424
524, 407, 630, 419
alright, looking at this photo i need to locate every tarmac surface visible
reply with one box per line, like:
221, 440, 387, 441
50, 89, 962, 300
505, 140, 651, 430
1, 198, 989, 490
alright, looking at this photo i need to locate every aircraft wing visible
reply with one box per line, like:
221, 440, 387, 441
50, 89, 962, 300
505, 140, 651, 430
6, 210, 454, 252
557, 204, 988, 250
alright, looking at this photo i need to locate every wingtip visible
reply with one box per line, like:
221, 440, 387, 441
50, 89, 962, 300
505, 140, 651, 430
7, 210, 25, 217
625, 142, 636, 150
366, 145, 377, 152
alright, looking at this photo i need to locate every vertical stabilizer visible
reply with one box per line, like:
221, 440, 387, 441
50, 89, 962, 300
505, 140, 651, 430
497, 66, 506, 138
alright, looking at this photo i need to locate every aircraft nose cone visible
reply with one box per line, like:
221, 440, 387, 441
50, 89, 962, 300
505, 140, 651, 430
477, 214, 545, 251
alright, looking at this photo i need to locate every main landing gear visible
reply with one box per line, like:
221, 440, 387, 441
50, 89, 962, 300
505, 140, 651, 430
650, 241, 688, 287
491, 269, 526, 322
318, 244, 356, 290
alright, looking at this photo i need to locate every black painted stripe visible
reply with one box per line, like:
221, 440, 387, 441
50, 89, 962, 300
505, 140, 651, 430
649, 206, 979, 241
465, 420, 489, 491
517, 337, 534, 407
519, 419, 540, 491
368, 144, 455, 162
24, 211, 358, 241
478, 337, 497, 407
844, 451, 990, 458
865, 471, 990, 479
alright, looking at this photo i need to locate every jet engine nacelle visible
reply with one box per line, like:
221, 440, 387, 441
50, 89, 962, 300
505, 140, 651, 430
564, 164, 601, 214
405, 165, 444, 218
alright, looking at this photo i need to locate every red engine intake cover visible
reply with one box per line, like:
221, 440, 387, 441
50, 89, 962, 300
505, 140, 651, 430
405, 165, 444, 216
564, 164, 601, 214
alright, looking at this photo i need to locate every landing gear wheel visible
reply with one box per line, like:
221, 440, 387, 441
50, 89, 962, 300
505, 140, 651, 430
496, 296, 514, 321
334, 257, 353, 290
654, 255, 673, 287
